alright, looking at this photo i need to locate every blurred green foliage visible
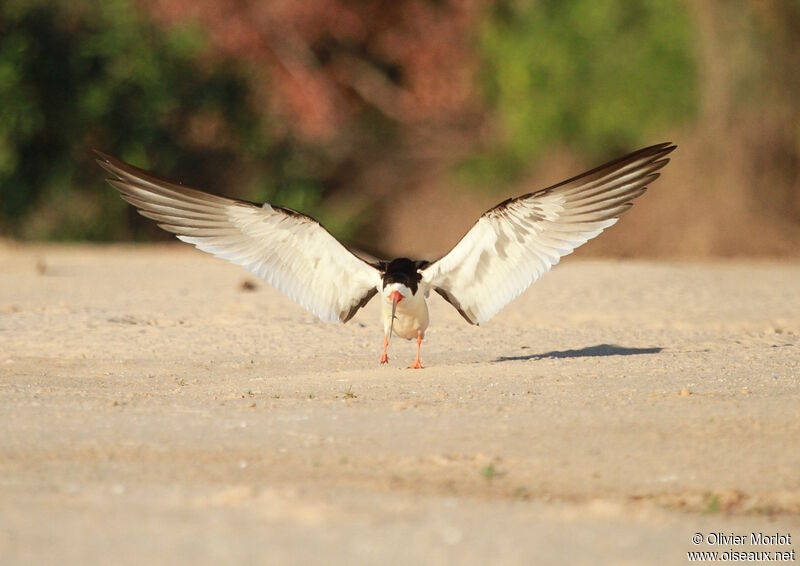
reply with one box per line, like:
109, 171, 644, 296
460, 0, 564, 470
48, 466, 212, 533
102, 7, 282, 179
461, 0, 697, 185
0, 0, 322, 240
0, 0, 701, 241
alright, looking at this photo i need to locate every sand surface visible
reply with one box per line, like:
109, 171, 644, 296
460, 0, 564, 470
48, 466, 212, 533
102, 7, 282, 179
1, 243, 799, 565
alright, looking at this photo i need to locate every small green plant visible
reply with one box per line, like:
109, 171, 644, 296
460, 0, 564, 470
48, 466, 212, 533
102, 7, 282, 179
703, 493, 721, 514
344, 385, 357, 399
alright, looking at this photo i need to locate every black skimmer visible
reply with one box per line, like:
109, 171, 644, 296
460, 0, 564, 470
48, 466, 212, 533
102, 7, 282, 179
97, 142, 675, 368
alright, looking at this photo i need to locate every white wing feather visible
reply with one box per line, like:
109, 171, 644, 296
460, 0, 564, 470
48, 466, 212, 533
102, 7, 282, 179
97, 153, 381, 323
422, 143, 676, 325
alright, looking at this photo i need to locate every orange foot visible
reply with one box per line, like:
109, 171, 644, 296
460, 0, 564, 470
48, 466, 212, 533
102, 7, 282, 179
380, 353, 389, 364
408, 359, 423, 369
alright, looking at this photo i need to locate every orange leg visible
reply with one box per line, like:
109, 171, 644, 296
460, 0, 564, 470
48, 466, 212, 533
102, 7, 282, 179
408, 331, 423, 369
380, 334, 389, 364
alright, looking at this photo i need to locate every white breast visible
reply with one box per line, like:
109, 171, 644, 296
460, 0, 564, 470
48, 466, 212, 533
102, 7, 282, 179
381, 285, 430, 340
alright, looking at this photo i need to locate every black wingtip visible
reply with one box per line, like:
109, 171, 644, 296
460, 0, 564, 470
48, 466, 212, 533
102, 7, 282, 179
637, 141, 676, 157
92, 148, 113, 166
654, 141, 677, 155
92, 149, 124, 181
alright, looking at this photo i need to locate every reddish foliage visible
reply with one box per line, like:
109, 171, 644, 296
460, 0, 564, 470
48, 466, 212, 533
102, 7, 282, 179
143, 0, 487, 141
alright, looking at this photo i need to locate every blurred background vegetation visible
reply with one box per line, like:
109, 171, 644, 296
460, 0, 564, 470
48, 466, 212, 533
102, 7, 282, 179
0, 0, 798, 257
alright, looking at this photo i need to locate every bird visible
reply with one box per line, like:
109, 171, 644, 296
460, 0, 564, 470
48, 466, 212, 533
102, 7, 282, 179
96, 142, 675, 368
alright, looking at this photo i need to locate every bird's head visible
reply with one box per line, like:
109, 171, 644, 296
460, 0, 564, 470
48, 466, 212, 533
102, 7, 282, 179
381, 257, 424, 304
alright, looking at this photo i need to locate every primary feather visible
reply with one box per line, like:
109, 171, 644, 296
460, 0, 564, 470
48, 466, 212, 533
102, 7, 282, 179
422, 143, 676, 325
96, 152, 381, 323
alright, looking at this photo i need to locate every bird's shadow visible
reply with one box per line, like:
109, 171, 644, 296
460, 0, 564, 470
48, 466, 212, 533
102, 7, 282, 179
493, 343, 663, 363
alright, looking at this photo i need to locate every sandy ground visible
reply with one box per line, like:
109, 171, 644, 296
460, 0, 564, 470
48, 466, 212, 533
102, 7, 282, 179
1, 242, 799, 565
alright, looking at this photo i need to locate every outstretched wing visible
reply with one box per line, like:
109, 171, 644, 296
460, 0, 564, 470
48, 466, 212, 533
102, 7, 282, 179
96, 152, 381, 323
422, 143, 676, 325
